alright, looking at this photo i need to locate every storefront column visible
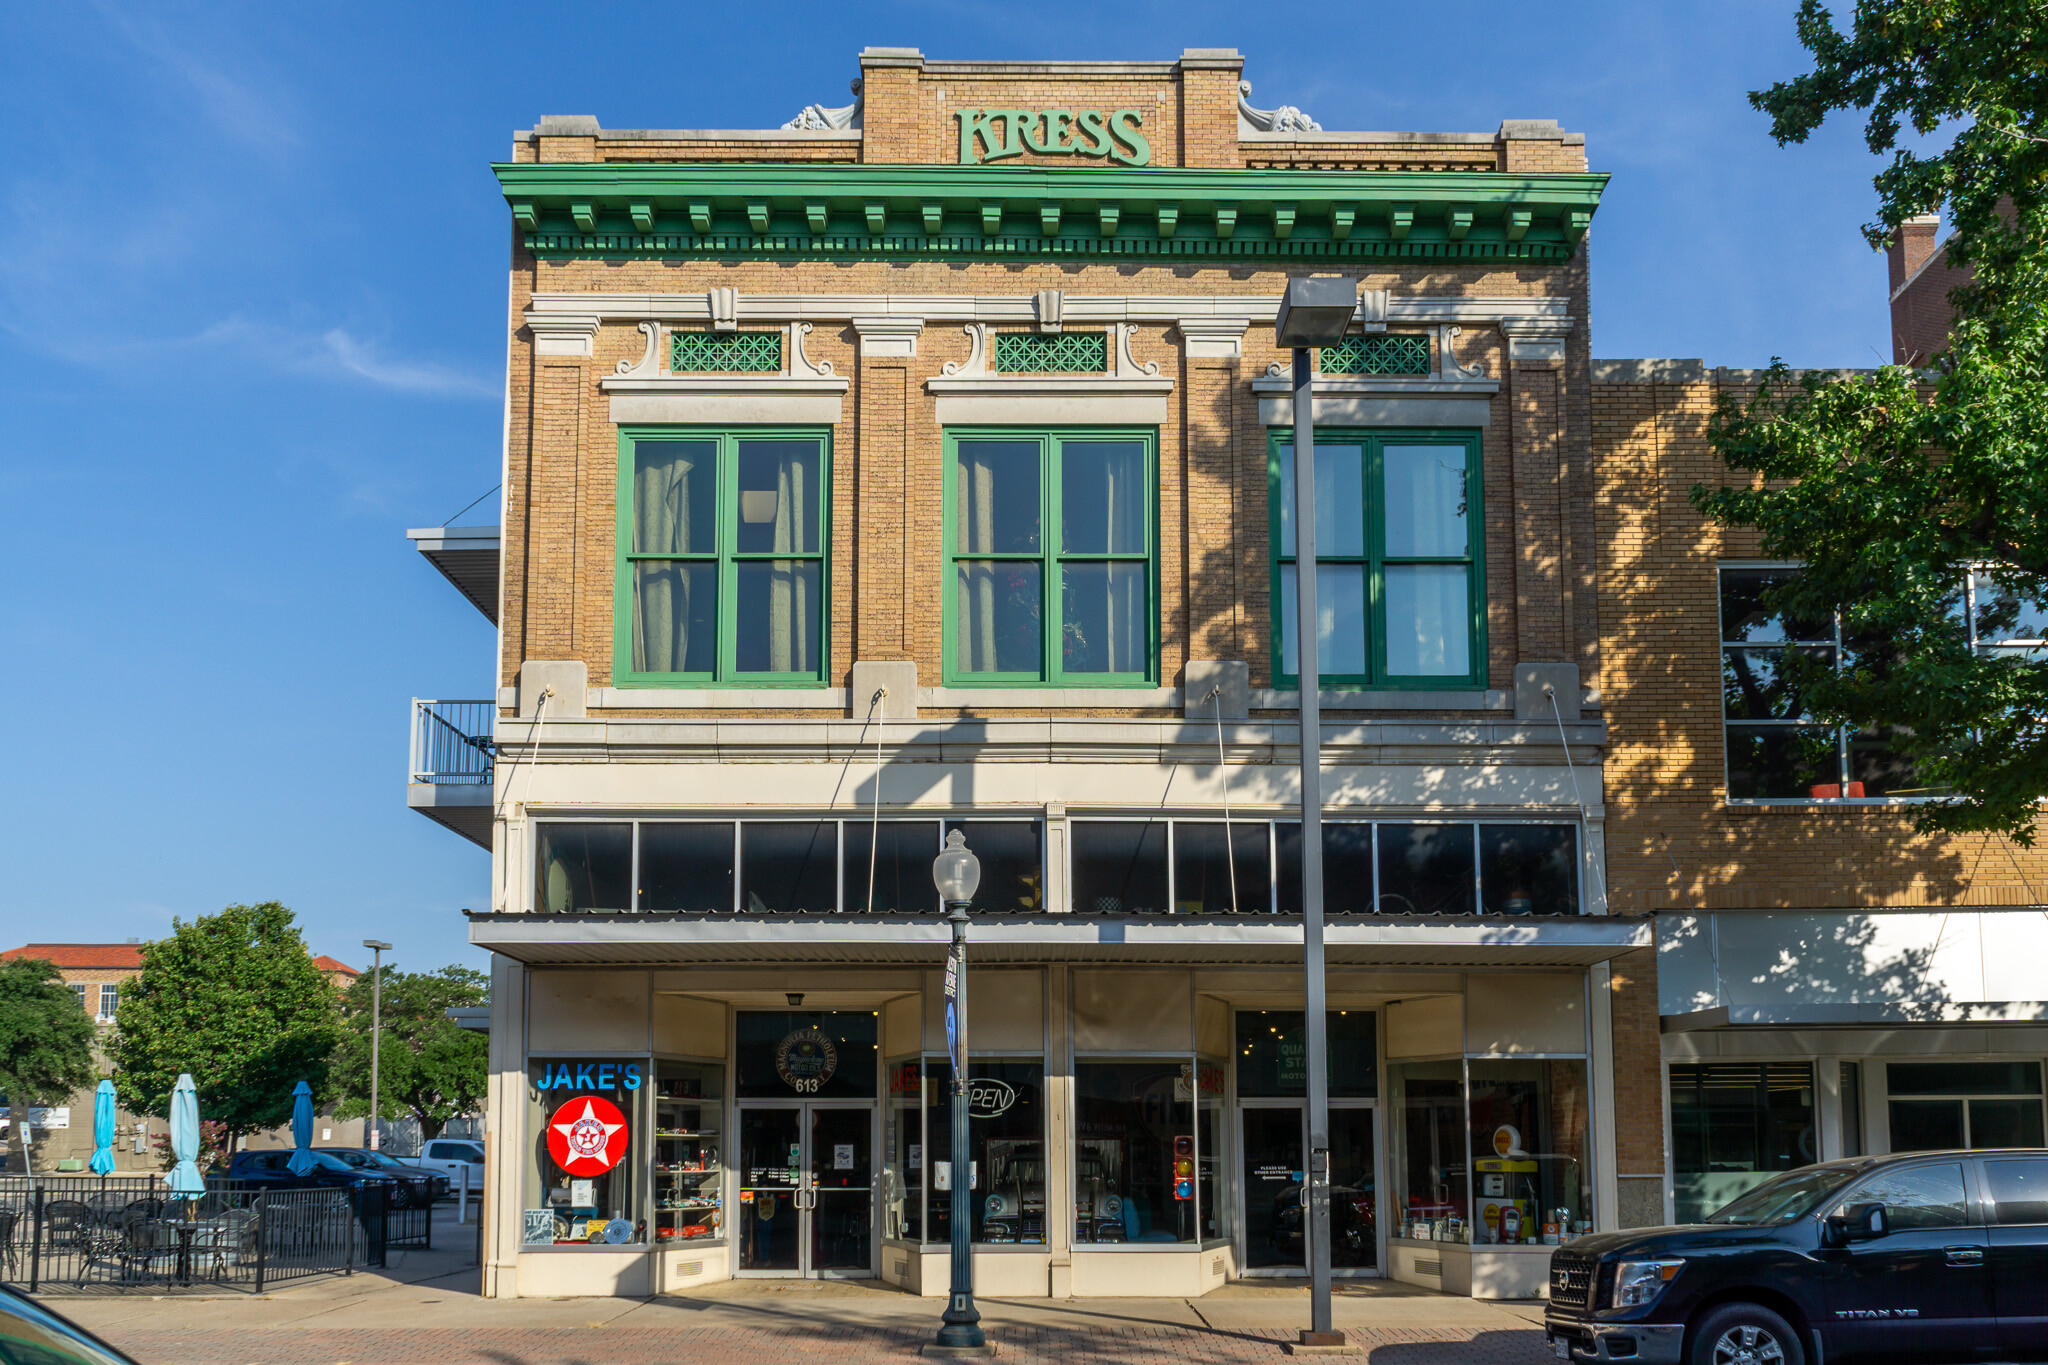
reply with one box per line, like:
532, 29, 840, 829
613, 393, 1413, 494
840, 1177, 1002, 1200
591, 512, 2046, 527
1589, 963, 1620, 1233
484, 954, 528, 1298
1046, 966, 1074, 1296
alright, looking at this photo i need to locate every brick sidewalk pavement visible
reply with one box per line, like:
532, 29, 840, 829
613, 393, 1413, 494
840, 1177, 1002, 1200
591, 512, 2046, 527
100, 1323, 1554, 1364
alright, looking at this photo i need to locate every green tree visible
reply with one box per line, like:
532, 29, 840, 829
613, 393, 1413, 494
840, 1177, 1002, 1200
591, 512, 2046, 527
113, 903, 342, 1147
331, 964, 487, 1141
1694, 0, 2048, 841
0, 956, 98, 1173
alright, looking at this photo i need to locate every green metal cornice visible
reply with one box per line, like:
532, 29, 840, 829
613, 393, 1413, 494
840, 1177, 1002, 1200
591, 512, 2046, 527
493, 163, 1608, 264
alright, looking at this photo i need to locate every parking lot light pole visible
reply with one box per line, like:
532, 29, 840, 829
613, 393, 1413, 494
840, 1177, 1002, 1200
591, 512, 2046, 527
1274, 276, 1361, 1354
926, 831, 993, 1358
362, 939, 392, 1150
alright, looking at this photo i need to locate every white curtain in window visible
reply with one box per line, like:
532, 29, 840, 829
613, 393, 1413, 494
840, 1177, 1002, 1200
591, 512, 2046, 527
1385, 565, 1469, 676
959, 451, 1001, 672
765, 450, 813, 673
633, 446, 708, 672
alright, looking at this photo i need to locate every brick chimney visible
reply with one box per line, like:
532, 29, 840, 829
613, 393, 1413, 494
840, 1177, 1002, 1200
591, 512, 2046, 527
1888, 214, 1940, 293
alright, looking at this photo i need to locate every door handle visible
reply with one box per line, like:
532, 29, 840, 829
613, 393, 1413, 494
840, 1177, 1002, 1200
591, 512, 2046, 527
1944, 1246, 1985, 1267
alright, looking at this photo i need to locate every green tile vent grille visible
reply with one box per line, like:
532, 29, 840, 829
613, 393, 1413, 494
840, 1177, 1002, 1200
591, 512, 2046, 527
669, 330, 781, 373
1319, 333, 1431, 376
992, 331, 1108, 373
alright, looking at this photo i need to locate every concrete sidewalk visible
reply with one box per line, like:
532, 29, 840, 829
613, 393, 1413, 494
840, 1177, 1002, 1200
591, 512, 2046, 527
52, 1207, 1554, 1363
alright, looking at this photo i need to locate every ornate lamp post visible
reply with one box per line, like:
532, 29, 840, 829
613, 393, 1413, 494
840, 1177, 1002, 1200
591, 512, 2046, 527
1273, 276, 1360, 1354
925, 830, 993, 1358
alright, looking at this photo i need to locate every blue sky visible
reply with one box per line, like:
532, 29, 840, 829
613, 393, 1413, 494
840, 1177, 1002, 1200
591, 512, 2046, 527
0, 2, 1905, 973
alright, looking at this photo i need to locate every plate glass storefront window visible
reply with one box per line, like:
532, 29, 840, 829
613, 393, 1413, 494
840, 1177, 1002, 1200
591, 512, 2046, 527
883, 1057, 923, 1241
736, 1011, 878, 1100
1888, 1060, 2046, 1150
1668, 1063, 1816, 1223
1468, 1060, 1590, 1245
652, 1060, 724, 1242
523, 1057, 645, 1246
1074, 1059, 1208, 1245
925, 1059, 1046, 1245
1388, 1061, 1467, 1241
536, 823, 632, 914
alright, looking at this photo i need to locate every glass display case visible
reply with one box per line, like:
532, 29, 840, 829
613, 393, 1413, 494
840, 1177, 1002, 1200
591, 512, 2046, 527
653, 1060, 725, 1242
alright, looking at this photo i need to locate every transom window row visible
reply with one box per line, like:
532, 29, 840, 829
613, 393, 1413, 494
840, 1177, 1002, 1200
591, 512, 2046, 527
534, 816, 1580, 915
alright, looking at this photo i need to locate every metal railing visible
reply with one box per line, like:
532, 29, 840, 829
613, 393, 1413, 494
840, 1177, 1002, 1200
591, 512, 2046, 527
410, 699, 495, 785
0, 1176, 423, 1295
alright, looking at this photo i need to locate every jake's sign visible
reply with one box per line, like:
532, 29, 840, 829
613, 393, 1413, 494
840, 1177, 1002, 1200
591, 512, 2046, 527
956, 108, 1151, 167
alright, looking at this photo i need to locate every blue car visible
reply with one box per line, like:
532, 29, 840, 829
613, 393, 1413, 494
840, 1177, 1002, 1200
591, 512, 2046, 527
221, 1149, 399, 1198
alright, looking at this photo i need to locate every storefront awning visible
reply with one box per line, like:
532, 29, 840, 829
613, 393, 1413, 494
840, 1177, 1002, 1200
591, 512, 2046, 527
467, 912, 1650, 969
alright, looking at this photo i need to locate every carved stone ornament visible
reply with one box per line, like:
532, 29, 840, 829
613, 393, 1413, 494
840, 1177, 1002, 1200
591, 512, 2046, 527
942, 323, 988, 377
1438, 325, 1488, 380
615, 321, 661, 378
1238, 80, 1321, 134
1114, 323, 1160, 378
782, 80, 863, 131
788, 321, 835, 378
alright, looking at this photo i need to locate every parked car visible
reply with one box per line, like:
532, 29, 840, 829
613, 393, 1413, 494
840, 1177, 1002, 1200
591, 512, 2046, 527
220, 1148, 399, 1200
413, 1137, 486, 1196
1544, 1148, 2048, 1365
315, 1148, 448, 1207
0, 1283, 144, 1365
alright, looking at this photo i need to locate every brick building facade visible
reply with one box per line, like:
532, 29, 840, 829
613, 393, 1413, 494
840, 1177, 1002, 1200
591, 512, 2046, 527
408, 46, 1636, 1303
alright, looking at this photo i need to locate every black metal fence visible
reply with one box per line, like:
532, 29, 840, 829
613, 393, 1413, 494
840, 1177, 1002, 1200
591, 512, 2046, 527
0, 1175, 425, 1294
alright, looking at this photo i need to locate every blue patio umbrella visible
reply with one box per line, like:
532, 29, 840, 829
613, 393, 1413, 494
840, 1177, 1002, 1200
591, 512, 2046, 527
167, 1073, 203, 1195
286, 1080, 316, 1176
88, 1079, 117, 1175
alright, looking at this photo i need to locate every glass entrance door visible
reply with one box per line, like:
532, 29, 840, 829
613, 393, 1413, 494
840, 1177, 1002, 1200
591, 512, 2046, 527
737, 1104, 874, 1277
1237, 1102, 1379, 1276
808, 1105, 873, 1276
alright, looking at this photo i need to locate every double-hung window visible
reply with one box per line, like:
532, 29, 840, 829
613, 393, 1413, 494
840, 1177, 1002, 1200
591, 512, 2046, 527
1269, 430, 1485, 688
616, 428, 828, 684
1719, 565, 1935, 801
945, 428, 1157, 685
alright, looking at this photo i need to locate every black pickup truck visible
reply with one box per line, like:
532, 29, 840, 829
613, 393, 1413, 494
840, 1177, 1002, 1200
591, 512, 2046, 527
1544, 1149, 2048, 1364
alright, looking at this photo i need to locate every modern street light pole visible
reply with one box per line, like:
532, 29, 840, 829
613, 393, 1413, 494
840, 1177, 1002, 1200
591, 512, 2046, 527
926, 830, 992, 1358
1274, 276, 1361, 1353
362, 938, 393, 1151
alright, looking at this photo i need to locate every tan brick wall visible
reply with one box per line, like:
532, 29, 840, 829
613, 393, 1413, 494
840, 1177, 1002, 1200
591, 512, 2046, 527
1592, 372, 2048, 912
498, 256, 1596, 711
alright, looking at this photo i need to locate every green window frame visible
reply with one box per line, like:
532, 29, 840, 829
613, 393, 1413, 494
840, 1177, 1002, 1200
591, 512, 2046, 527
943, 426, 1159, 687
1267, 428, 1486, 690
614, 426, 831, 686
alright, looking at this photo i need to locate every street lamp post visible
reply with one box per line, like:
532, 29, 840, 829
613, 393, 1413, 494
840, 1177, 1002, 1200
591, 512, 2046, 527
1274, 276, 1362, 1354
362, 939, 392, 1151
926, 830, 993, 1358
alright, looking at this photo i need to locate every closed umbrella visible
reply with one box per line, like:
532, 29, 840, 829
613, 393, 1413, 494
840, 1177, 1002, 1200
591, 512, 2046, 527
167, 1073, 203, 1195
286, 1080, 316, 1176
89, 1079, 117, 1176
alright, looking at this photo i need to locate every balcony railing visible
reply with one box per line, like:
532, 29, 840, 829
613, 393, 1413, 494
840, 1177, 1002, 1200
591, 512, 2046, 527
410, 699, 495, 786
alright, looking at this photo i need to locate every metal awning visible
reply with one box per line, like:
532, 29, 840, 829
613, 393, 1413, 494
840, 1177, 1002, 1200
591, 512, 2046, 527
469, 912, 1651, 969
408, 524, 499, 625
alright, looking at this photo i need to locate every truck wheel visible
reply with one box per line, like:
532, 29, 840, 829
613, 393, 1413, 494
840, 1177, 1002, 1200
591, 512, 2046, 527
1689, 1303, 1804, 1365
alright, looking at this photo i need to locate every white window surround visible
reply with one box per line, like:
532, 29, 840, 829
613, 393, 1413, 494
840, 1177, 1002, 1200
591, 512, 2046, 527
596, 320, 848, 425
556, 686, 1517, 712
923, 321, 1173, 425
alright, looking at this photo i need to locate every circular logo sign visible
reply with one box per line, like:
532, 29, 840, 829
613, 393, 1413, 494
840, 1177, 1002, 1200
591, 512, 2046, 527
546, 1096, 630, 1173
774, 1027, 839, 1093
1492, 1124, 1523, 1158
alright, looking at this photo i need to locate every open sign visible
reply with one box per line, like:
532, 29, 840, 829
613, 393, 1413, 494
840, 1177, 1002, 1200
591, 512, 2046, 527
966, 1078, 1017, 1119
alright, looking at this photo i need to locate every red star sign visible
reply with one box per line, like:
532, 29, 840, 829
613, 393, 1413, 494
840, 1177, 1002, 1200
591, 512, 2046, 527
546, 1096, 629, 1174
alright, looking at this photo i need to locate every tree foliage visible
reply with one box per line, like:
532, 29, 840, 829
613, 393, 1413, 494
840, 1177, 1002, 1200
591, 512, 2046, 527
1694, 0, 2048, 842
112, 903, 342, 1139
330, 964, 487, 1141
0, 956, 99, 1172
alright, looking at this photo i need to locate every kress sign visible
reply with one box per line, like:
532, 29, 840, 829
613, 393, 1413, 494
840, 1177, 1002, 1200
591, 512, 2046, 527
955, 108, 1151, 167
